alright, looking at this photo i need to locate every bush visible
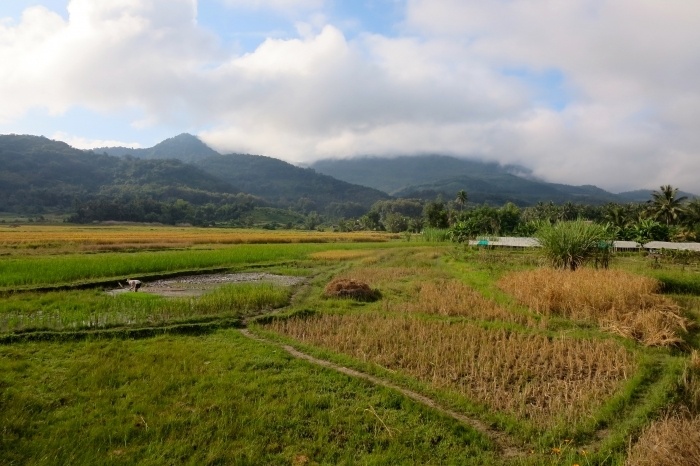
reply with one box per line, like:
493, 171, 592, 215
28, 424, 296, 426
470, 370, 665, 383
535, 220, 612, 271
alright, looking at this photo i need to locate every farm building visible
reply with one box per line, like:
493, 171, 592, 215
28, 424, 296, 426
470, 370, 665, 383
613, 241, 641, 251
468, 237, 540, 248
643, 241, 700, 252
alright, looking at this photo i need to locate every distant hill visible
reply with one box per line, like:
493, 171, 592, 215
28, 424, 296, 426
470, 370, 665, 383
0, 134, 238, 213
393, 174, 621, 206
95, 133, 220, 163
312, 155, 624, 206
0, 134, 389, 219
98, 133, 389, 212
311, 155, 519, 195
6, 133, 695, 220
195, 153, 390, 212
617, 189, 698, 203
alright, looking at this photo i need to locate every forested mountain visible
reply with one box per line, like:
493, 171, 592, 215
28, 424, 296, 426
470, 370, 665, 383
311, 155, 518, 195
195, 153, 390, 214
0, 134, 239, 213
95, 133, 219, 163
0, 134, 389, 222
393, 174, 621, 206
312, 155, 624, 205
4, 133, 696, 225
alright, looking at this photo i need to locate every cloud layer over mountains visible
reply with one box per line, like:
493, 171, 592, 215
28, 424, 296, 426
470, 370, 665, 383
1, 0, 699, 192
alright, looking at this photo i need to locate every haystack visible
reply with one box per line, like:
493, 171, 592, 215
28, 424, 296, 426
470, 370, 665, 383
324, 278, 380, 302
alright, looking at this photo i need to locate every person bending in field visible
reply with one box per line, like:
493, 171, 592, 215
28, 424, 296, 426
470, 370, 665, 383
126, 279, 142, 292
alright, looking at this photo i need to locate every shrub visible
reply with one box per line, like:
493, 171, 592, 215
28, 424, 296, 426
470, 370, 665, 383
535, 220, 612, 271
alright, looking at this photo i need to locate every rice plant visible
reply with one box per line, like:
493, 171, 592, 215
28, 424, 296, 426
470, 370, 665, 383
498, 268, 690, 346
421, 228, 451, 243
266, 313, 636, 428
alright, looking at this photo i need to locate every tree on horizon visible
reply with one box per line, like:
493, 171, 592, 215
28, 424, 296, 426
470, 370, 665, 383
648, 185, 687, 226
455, 190, 468, 211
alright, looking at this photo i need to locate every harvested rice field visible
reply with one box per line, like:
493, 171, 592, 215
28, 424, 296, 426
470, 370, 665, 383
1, 225, 699, 465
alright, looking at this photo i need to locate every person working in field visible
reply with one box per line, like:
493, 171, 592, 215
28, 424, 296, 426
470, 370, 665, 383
126, 278, 142, 292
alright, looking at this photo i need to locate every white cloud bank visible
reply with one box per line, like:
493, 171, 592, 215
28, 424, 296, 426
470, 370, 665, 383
1, 0, 700, 192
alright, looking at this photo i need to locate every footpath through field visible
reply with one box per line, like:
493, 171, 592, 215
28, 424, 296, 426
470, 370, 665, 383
239, 328, 525, 459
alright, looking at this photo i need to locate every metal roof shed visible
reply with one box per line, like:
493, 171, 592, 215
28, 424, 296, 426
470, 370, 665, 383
468, 237, 540, 248
613, 241, 641, 251
643, 241, 700, 251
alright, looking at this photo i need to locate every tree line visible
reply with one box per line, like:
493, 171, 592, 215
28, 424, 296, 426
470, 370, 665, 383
345, 185, 700, 243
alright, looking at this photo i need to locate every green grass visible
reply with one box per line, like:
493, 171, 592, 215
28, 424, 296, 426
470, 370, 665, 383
421, 228, 451, 242
0, 283, 291, 334
0, 330, 496, 465
2, 237, 700, 465
0, 242, 420, 289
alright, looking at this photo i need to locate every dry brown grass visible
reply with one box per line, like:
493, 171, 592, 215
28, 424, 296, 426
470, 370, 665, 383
323, 278, 381, 301
309, 250, 374, 261
682, 350, 700, 413
266, 314, 636, 427
626, 413, 700, 466
336, 267, 424, 285
0, 225, 395, 254
498, 268, 690, 346
382, 279, 532, 325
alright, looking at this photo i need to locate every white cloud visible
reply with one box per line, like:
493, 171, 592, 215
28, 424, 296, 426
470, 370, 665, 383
0, 0, 216, 121
51, 131, 143, 149
396, 0, 700, 191
2, 0, 700, 193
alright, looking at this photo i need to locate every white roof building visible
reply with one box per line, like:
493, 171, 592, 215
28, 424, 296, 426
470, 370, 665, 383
468, 237, 540, 248
613, 241, 641, 250
643, 241, 700, 251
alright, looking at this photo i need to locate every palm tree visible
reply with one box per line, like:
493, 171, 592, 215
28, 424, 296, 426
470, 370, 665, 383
683, 198, 700, 227
648, 185, 687, 226
455, 190, 468, 211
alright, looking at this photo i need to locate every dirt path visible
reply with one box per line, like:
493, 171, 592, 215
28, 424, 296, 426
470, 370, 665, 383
239, 328, 525, 459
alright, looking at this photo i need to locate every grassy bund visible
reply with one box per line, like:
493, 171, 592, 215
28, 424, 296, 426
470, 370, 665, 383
1, 225, 699, 465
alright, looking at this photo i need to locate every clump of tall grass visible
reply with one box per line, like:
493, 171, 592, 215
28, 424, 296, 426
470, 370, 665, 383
535, 220, 612, 271
383, 279, 532, 325
266, 314, 636, 427
625, 412, 700, 466
498, 268, 690, 346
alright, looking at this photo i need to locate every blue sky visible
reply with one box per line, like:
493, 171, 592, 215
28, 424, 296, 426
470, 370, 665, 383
1, 0, 699, 192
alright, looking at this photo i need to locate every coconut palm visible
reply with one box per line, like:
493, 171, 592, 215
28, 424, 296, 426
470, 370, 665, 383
455, 190, 468, 211
682, 198, 700, 227
648, 185, 687, 226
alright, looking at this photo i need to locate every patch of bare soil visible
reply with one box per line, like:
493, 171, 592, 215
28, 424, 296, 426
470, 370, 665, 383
108, 273, 306, 297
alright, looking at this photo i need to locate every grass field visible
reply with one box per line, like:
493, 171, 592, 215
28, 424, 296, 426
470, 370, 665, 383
1, 225, 699, 465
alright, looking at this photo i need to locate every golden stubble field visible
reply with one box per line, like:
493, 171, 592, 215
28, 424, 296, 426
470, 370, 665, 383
0, 224, 398, 255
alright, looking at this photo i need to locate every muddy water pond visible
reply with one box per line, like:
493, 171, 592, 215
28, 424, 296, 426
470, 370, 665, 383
108, 272, 306, 298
